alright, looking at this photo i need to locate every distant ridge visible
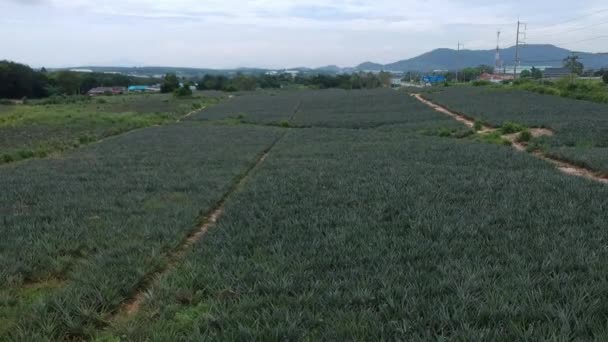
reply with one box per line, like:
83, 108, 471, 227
60, 44, 608, 76
356, 44, 608, 72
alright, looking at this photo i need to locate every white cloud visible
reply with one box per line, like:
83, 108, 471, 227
1, 0, 607, 68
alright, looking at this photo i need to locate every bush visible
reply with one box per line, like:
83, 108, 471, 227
517, 130, 532, 143
500, 121, 526, 134
472, 80, 491, 87
173, 85, 193, 98
438, 127, 453, 137
473, 121, 483, 132
37, 95, 90, 105
603, 72, 608, 85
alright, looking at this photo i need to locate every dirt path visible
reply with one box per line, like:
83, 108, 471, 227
413, 94, 493, 132
115, 132, 287, 318
176, 106, 207, 123
413, 93, 608, 184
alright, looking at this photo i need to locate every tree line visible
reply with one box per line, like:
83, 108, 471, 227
0, 60, 158, 99
186, 71, 393, 92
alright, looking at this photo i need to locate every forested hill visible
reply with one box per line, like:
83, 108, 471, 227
357, 44, 608, 72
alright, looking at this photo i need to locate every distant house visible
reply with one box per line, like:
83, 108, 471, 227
499, 65, 551, 75
543, 68, 571, 79
128, 85, 161, 93
87, 87, 126, 96
421, 75, 446, 85
390, 78, 404, 88
478, 73, 514, 83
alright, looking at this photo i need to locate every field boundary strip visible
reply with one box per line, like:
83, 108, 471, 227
176, 106, 208, 122
412, 93, 608, 184
113, 130, 289, 319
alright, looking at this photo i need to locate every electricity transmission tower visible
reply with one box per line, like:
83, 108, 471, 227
456, 42, 464, 82
495, 30, 502, 73
514, 21, 527, 78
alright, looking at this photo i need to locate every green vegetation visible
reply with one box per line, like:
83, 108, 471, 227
111, 126, 608, 341
190, 88, 462, 130
161, 73, 181, 93
473, 120, 483, 131
2, 88, 608, 340
0, 92, 219, 164
1, 124, 283, 340
511, 78, 608, 104
0, 60, 159, 99
473, 130, 511, 146
174, 84, 193, 97
194, 72, 398, 92
517, 129, 532, 143
499, 121, 526, 135
425, 86, 608, 174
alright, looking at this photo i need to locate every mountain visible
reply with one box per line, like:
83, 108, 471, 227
356, 44, 608, 72
357, 61, 385, 71
61, 44, 608, 77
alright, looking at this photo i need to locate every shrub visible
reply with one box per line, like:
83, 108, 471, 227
173, 86, 193, 98
500, 121, 526, 134
96, 98, 107, 104
473, 121, 483, 132
438, 128, 453, 137
2, 154, 14, 163
472, 80, 491, 87
603, 72, 608, 85
517, 130, 532, 143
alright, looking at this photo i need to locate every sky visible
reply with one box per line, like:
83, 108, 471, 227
1, 0, 608, 68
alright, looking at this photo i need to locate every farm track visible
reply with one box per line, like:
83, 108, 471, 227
413, 93, 608, 184
114, 99, 303, 319
113, 129, 289, 319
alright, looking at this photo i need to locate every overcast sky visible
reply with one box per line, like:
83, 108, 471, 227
2, 0, 608, 68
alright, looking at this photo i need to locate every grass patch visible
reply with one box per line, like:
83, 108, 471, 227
474, 131, 512, 146
0, 92, 221, 164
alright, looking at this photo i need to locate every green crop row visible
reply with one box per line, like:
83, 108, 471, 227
424, 86, 608, 174
188, 88, 463, 131
0, 123, 283, 340
109, 127, 608, 341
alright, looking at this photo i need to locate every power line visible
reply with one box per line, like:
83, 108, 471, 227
544, 35, 608, 46
531, 19, 608, 38
527, 8, 608, 31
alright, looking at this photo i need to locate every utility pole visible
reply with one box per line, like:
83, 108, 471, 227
514, 21, 526, 78
495, 30, 502, 74
456, 42, 464, 83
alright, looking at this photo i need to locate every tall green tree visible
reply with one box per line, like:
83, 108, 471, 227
530, 67, 543, 79
378, 71, 392, 88
0, 60, 49, 98
563, 55, 584, 76
160, 73, 180, 93
55, 71, 81, 95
